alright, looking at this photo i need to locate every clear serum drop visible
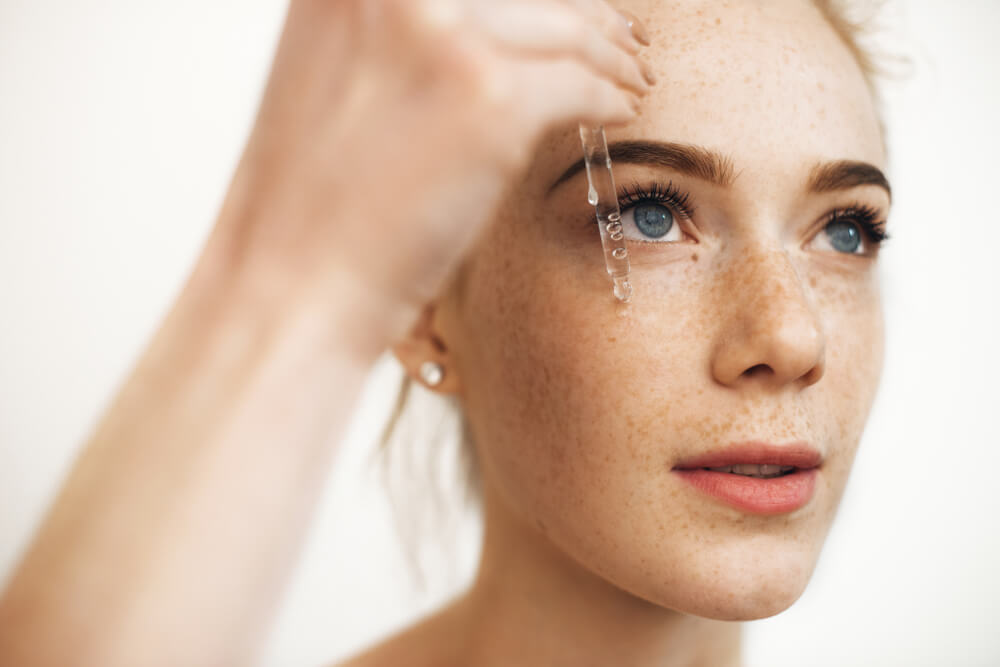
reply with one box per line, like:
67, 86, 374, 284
579, 124, 632, 303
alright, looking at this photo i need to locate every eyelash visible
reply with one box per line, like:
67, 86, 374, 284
594, 180, 891, 249
618, 180, 696, 220
823, 203, 890, 247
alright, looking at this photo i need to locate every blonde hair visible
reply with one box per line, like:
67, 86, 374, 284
374, 0, 904, 590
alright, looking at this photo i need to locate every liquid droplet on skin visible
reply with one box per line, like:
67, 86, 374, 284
613, 277, 632, 302
612, 247, 627, 260
588, 184, 599, 206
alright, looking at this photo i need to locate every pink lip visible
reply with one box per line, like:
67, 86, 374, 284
671, 441, 823, 515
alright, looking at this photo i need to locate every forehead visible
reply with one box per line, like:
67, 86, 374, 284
528, 0, 885, 191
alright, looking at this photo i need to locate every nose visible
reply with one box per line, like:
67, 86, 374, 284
710, 245, 826, 390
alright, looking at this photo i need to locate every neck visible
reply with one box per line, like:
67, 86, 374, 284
454, 485, 742, 667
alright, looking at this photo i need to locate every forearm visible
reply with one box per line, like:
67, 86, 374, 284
0, 224, 376, 666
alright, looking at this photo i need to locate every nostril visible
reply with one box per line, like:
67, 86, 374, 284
744, 363, 772, 378
802, 361, 825, 386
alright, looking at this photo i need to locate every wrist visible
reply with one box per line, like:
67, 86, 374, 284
188, 220, 400, 374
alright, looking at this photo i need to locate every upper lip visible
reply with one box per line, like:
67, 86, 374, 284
671, 441, 823, 470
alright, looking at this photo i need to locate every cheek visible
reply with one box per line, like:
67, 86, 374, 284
806, 264, 885, 503
810, 262, 884, 425
445, 210, 887, 618
451, 218, 712, 531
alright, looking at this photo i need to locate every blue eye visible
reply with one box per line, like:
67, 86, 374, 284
609, 180, 695, 244
818, 205, 890, 256
634, 202, 674, 239
825, 220, 861, 253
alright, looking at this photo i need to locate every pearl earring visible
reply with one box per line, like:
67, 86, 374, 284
419, 361, 444, 387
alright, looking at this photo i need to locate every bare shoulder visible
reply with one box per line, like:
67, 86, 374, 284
330, 594, 473, 667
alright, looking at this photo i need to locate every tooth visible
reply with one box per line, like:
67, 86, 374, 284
703, 464, 794, 477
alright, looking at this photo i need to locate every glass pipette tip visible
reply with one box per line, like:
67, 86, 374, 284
579, 123, 632, 303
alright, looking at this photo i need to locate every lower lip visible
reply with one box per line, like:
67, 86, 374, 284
671, 468, 819, 515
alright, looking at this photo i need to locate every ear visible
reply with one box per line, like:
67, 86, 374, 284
391, 301, 462, 395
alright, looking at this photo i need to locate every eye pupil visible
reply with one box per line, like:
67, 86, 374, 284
826, 220, 861, 253
634, 202, 673, 239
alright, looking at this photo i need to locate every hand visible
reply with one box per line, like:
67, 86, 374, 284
209, 0, 653, 361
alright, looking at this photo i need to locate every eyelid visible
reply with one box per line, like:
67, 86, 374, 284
805, 203, 890, 256
607, 183, 890, 254
617, 180, 697, 220
611, 179, 698, 244
822, 204, 889, 245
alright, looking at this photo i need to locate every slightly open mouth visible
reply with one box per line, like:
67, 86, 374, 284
698, 464, 798, 479
671, 463, 819, 514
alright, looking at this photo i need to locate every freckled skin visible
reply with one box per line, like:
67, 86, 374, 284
383, 0, 888, 664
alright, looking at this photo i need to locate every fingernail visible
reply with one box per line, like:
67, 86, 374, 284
619, 10, 651, 47
639, 59, 657, 86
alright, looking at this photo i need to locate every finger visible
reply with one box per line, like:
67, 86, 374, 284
615, 8, 652, 46
470, 1, 653, 96
562, 0, 647, 54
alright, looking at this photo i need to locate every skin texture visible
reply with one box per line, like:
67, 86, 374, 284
381, 0, 889, 665
0, 1, 885, 666
0, 2, 655, 665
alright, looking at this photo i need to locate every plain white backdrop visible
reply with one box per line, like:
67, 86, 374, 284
1, 1, 998, 665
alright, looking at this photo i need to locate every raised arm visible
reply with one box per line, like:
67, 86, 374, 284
0, 1, 652, 664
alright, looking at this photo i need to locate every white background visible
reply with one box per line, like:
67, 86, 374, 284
1, 1, 998, 665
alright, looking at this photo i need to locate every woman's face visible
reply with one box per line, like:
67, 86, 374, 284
435, 0, 888, 620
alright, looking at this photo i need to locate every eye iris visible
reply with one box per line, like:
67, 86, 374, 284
634, 202, 673, 239
826, 220, 861, 253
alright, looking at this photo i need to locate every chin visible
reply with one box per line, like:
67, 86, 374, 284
656, 557, 816, 621
684, 577, 811, 621
589, 538, 821, 622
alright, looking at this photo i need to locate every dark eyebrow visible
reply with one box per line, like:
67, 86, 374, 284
546, 140, 891, 203
807, 159, 892, 203
546, 140, 736, 195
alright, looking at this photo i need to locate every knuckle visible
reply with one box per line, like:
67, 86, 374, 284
598, 4, 625, 39
576, 23, 609, 72
571, 0, 617, 39
621, 53, 640, 83
547, 5, 589, 45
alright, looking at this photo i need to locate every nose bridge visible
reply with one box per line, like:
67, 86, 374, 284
710, 241, 826, 388
739, 244, 812, 329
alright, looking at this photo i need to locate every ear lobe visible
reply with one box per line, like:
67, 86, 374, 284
390, 302, 462, 394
